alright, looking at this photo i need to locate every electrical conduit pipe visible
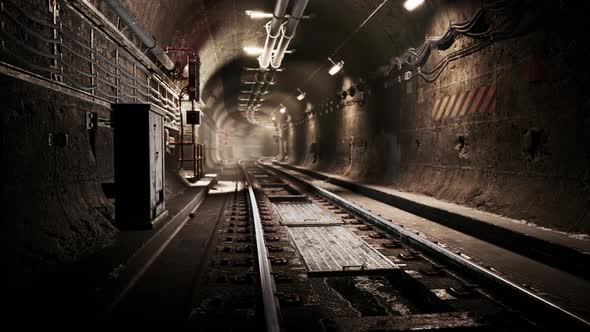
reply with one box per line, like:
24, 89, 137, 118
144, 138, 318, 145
271, 0, 309, 69
259, 0, 290, 69
103, 0, 175, 70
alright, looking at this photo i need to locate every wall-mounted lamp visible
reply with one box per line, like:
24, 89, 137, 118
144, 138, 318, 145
279, 104, 287, 114
271, 115, 276, 121
328, 57, 344, 76
296, 88, 306, 101
403, 0, 425, 11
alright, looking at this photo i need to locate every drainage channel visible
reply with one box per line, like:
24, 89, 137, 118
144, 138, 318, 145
258, 160, 590, 331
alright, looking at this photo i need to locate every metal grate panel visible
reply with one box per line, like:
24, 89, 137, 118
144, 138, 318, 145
274, 203, 341, 226
288, 226, 398, 275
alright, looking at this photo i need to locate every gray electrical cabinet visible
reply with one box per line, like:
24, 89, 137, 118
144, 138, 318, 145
112, 104, 167, 229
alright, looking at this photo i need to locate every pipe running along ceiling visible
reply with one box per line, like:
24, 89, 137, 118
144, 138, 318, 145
120, 0, 438, 135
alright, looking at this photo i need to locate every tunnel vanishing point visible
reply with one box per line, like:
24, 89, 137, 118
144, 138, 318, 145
2, 0, 590, 330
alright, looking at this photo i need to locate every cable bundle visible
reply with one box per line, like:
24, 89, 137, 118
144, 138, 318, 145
385, 0, 523, 84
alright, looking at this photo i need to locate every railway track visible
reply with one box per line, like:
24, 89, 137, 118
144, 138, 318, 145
108, 161, 590, 331
238, 160, 590, 331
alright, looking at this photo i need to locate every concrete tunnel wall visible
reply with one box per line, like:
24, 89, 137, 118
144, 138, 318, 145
2, 0, 589, 286
281, 1, 590, 233
1, 0, 281, 280
0, 0, 223, 280
1, 76, 117, 277
0, 76, 212, 279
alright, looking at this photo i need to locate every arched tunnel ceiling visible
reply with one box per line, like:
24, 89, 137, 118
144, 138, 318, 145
122, 0, 436, 133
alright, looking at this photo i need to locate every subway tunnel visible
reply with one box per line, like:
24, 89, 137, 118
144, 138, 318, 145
2, 0, 590, 330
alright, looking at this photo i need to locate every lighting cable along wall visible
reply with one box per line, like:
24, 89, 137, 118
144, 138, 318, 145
384, 0, 524, 85
282, 0, 524, 129
240, 0, 310, 125
0, 0, 181, 128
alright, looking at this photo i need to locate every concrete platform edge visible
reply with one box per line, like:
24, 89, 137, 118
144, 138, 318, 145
100, 175, 218, 312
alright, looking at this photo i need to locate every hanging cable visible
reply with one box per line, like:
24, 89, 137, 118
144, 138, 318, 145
330, 0, 390, 58
277, 0, 392, 110
385, 0, 521, 84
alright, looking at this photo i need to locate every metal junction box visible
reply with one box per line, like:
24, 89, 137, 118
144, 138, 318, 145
112, 104, 167, 229
186, 110, 201, 125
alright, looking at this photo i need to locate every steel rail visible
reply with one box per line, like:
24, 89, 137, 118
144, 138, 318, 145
262, 162, 590, 331
239, 161, 281, 332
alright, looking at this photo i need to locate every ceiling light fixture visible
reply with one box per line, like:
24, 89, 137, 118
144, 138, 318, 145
328, 57, 344, 76
245, 10, 273, 19
279, 104, 287, 114
243, 46, 294, 57
245, 10, 311, 20
403, 0, 425, 11
296, 88, 306, 101
243, 46, 264, 55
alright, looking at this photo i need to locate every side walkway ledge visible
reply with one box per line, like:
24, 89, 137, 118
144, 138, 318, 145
93, 174, 218, 314
272, 161, 590, 280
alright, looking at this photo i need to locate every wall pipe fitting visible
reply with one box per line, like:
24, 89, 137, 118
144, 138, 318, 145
271, 0, 309, 69
259, 0, 290, 69
103, 0, 175, 71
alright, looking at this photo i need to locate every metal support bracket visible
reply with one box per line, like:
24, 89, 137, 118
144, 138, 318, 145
87, 111, 111, 129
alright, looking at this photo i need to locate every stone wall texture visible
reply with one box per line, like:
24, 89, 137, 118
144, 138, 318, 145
1, 76, 117, 278
283, 0, 590, 233
0, 0, 205, 280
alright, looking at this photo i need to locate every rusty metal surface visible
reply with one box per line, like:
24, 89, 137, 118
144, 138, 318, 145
273, 202, 342, 226
287, 226, 397, 275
